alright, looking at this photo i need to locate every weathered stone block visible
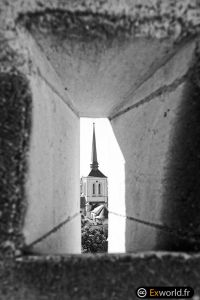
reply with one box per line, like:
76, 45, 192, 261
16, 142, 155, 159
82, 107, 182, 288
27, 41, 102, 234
0, 73, 31, 256
0, 253, 200, 300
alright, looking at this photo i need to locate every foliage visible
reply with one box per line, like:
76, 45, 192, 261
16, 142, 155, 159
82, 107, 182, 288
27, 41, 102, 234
81, 223, 108, 253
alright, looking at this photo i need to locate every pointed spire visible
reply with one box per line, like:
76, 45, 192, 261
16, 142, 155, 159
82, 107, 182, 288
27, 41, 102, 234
90, 123, 99, 170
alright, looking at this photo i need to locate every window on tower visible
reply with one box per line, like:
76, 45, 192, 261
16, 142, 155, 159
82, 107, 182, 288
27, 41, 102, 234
98, 183, 101, 195
92, 183, 95, 195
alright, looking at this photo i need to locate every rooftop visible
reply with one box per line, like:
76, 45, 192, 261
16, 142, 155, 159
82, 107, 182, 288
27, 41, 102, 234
88, 169, 107, 178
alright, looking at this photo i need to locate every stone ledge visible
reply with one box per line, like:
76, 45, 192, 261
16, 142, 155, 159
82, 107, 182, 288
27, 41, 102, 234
0, 252, 200, 300
2, 0, 200, 41
16, 7, 200, 42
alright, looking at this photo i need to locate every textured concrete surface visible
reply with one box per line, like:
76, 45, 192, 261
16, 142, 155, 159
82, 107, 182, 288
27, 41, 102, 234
0, 252, 200, 300
23, 74, 81, 254
111, 82, 185, 252
111, 40, 200, 252
15, 3, 200, 117
110, 39, 197, 120
0, 41, 81, 255
1, 0, 200, 117
160, 58, 200, 252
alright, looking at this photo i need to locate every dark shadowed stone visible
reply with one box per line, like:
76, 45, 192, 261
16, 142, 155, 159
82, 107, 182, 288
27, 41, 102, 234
160, 49, 200, 251
0, 73, 32, 257
0, 253, 199, 300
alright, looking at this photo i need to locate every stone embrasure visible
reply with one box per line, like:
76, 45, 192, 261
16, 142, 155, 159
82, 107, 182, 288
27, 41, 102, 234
0, 3, 200, 300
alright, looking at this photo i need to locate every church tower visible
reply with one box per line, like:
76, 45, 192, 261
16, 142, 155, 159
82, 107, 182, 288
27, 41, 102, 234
80, 123, 108, 216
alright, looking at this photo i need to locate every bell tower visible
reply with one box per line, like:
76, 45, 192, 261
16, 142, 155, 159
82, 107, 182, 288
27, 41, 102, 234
80, 123, 108, 216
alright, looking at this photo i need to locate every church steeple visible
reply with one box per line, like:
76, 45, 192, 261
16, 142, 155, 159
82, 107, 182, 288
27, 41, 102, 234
81, 122, 108, 218
90, 123, 99, 170
88, 123, 106, 178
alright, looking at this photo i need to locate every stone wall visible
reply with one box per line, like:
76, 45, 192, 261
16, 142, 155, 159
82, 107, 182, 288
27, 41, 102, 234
0, 73, 32, 257
0, 253, 200, 300
110, 39, 200, 252
1, 0, 200, 299
0, 5, 81, 255
23, 73, 80, 254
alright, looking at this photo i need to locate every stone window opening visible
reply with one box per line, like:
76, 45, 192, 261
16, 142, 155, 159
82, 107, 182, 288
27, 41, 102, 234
1, 3, 200, 261
0, 2, 200, 298
92, 183, 95, 195
98, 183, 101, 195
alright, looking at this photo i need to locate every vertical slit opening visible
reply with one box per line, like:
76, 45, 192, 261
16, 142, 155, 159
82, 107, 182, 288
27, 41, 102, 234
80, 118, 125, 253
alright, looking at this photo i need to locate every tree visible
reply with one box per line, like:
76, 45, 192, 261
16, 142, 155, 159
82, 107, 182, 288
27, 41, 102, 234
81, 225, 108, 253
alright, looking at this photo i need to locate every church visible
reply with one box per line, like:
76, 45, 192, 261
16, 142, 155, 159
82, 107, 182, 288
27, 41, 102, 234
80, 123, 108, 219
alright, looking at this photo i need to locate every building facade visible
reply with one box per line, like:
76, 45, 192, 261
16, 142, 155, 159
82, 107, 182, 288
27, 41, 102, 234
80, 123, 108, 216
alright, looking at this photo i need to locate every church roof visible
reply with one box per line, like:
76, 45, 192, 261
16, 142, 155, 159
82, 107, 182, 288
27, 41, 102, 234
91, 204, 108, 219
91, 204, 104, 214
96, 208, 108, 219
88, 169, 107, 178
88, 123, 107, 178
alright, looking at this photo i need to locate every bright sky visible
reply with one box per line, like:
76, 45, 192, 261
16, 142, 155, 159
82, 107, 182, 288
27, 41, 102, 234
80, 118, 123, 178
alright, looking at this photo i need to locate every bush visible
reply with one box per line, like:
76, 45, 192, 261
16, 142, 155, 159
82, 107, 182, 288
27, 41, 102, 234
81, 225, 108, 253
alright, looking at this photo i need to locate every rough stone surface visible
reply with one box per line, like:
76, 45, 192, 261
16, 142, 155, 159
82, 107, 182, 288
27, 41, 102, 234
160, 54, 200, 251
5, 0, 200, 37
12, 3, 199, 117
0, 253, 200, 300
0, 73, 32, 256
111, 41, 200, 252
23, 73, 81, 254
1, 0, 199, 117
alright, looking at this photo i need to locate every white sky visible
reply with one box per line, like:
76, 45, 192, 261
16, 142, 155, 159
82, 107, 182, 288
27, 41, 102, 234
80, 118, 123, 177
